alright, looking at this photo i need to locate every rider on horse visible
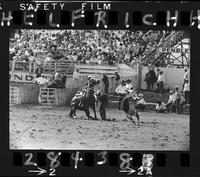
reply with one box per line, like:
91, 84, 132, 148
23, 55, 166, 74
78, 76, 100, 107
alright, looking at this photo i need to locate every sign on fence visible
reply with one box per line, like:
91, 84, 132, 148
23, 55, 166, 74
9, 72, 35, 83
158, 47, 189, 53
10, 61, 35, 73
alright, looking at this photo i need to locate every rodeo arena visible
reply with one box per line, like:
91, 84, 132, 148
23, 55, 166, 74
9, 30, 190, 150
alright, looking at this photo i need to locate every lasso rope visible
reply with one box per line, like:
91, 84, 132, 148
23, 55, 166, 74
76, 82, 138, 99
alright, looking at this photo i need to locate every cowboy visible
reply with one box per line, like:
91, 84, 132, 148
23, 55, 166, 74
54, 69, 65, 88
174, 86, 181, 114
97, 90, 108, 120
125, 79, 134, 93
166, 90, 176, 113
114, 71, 120, 88
116, 80, 127, 110
85, 75, 93, 89
136, 93, 146, 111
102, 73, 109, 94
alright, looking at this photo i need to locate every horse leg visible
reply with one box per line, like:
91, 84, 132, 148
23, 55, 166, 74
92, 105, 97, 120
126, 113, 136, 125
73, 108, 77, 118
85, 108, 94, 120
69, 106, 74, 118
134, 111, 140, 127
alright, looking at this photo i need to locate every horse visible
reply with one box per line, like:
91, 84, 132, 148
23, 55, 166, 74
69, 88, 97, 120
145, 70, 157, 91
122, 91, 141, 126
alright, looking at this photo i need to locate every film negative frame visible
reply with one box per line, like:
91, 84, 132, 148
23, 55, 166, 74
1, 0, 200, 176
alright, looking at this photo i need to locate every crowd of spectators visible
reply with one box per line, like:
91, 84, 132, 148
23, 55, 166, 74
9, 29, 172, 67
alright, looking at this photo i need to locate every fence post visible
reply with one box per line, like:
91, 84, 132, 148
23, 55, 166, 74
12, 60, 15, 72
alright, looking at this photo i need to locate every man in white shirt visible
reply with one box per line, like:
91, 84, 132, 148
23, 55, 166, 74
73, 69, 80, 87
166, 90, 176, 113
155, 100, 166, 113
115, 80, 127, 110
35, 73, 49, 86
125, 80, 134, 93
157, 71, 165, 93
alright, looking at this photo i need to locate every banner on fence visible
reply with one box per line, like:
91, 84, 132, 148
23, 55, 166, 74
158, 47, 189, 53
10, 61, 35, 73
9, 72, 35, 83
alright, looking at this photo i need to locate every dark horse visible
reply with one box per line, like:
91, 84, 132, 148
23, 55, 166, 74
69, 89, 97, 120
145, 70, 157, 91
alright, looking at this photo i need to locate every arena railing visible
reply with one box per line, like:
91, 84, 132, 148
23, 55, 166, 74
43, 60, 75, 75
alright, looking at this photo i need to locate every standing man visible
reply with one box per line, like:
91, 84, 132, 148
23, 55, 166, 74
157, 71, 165, 93
97, 90, 108, 120
182, 69, 189, 92
166, 90, 176, 113
115, 80, 127, 110
183, 79, 190, 105
73, 68, 80, 87
174, 86, 181, 114
102, 74, 109, 94
114, 71, 120, 88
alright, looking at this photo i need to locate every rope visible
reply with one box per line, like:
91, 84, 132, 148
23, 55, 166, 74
76, 82, 138, 99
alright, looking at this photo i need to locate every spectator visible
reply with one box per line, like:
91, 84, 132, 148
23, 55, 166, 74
114, 71, 120, 88
183, 79, 190, 105
182, 69, 189, 91
10, 30, 174, 67
73, 68, 80, 87
166, 90, 176, 113
155, 100, 166, 113
174, 86, 181, 114
102, 74, 109, 94
157, 71, 165, 93
115, 80, 127, 110
136, 93, 146, 111
35, 64, 43, 78
179, 93, 186, 114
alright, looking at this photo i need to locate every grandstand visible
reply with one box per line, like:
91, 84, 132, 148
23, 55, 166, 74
9, 29, 190, 106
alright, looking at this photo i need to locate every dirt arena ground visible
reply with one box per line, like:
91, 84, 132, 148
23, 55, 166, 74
9, 105, 189, 150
